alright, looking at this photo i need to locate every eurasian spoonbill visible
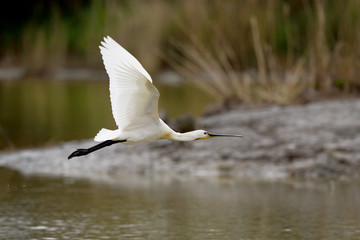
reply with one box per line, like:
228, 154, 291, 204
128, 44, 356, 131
68, 36, 242, 159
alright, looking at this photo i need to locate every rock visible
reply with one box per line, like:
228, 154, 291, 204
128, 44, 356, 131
0, 99, 360, 181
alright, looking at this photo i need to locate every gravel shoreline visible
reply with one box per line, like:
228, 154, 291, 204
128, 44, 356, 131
1, 99, 360, 181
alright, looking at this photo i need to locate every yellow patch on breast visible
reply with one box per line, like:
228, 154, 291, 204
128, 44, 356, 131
162, 132, 172, 139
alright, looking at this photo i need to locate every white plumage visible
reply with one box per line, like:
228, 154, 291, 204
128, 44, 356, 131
68, 36, 241, 159
95, 36, 163, 143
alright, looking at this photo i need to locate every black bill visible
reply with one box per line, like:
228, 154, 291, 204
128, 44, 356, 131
208, 132, 243, 138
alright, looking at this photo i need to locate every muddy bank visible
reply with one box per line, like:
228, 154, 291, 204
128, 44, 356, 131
1, 99, 360, 181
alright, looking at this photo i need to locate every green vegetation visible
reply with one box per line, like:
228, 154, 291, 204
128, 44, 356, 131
1, 0, 360, 104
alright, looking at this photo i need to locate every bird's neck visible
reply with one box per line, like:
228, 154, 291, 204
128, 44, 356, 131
159, 120, 197, 141
165, 131, 197, 142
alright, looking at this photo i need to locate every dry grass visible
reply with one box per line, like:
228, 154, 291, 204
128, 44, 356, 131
2, 0, 360, 103
168, 0, 360, 104
169, 16, 311, 104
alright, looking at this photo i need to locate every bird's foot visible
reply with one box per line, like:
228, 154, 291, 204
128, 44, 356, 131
68, 149, 89, 160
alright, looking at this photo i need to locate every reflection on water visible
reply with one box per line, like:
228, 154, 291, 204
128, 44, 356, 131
0, 80, 213, 150
1, 167, 360, 240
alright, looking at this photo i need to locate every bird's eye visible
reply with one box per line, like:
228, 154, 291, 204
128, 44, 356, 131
204, 132, 207, 135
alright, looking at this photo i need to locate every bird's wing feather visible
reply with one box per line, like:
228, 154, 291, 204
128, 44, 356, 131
100, 36, 160, 130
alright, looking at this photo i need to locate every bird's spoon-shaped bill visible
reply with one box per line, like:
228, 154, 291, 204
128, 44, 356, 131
208, 132, 243, 138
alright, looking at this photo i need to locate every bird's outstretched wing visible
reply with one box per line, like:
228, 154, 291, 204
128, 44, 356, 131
99, 36, 160, 130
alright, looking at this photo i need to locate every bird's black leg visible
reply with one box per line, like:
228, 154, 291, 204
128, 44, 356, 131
68, 140, 126, 159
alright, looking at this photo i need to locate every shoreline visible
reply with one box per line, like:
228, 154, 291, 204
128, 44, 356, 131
1, 98, 360, 182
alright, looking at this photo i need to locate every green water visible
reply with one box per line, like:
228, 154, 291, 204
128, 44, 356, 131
0, 80, 213, 150
1, 167, 360, 240
2, 80, 360, 240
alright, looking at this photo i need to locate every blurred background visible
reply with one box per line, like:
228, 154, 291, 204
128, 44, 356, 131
1, 0, 360, 150
1, 2, 360, 239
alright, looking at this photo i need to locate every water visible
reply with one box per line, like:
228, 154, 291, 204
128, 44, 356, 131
1, 167, 360, 240
2, 80, 360, 240
0, 80, 212, 150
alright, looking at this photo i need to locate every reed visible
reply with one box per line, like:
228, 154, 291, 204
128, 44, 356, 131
169, 0, 360, 104
168, 16, 311, 104
2, 0, 360, 103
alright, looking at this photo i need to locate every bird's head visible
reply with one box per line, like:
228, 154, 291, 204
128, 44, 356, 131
193, 130, 243, 140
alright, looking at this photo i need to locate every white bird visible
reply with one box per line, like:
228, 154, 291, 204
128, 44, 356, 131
68, 36, 242, 159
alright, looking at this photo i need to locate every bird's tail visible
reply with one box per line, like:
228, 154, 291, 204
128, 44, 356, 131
94, 128, 120, 142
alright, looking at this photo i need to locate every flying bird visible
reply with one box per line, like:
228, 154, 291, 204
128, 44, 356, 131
68, 36, 242, 159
